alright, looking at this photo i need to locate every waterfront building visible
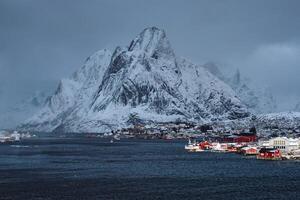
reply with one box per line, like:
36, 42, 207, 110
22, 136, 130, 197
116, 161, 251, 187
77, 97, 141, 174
259, 137, 300, 154
222, 132, 257, 143
257, 148, 282, 160
241, 146, 258, 155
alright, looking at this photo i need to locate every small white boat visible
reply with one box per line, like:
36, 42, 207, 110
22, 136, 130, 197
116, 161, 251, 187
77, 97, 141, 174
185, 139, 203, 152
113, 135, 121, 141
211, 142, 227, 152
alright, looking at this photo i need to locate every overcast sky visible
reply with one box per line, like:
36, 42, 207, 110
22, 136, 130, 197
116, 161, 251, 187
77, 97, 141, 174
1, 0, 300, 111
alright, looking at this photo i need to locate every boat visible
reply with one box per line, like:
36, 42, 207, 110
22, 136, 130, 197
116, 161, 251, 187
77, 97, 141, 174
284, 149, 300, 160
185, 139, 213, 152
113, 134, 121, 141
185, 139, 203, 152
211, 142, 227, 152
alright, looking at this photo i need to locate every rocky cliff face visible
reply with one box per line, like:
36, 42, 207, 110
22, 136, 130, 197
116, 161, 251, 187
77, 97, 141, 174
21, 27, 249, 133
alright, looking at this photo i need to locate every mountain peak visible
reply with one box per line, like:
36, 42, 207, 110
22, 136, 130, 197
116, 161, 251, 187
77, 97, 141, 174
21, 27, 250, 133
128, 26, 174, 59
232, 69, 241, 86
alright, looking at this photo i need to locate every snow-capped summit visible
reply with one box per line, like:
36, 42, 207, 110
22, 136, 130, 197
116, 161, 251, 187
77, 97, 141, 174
21, 27, 250, 133
128, 27, 174, 59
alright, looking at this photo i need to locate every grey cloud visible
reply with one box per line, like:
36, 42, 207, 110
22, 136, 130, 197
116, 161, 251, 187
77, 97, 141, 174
0, 0, 300, 110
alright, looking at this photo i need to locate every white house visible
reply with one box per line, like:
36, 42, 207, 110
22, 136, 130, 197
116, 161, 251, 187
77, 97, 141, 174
259, 137, 300, 154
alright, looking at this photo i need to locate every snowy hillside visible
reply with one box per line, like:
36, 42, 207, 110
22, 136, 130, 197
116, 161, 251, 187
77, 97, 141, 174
256, 112, 300, 129
203, 63, 277, 114
20, 27, 250, 133
0, 91, 48, 129
228, 70, 277, 114
209, 111, 300, 132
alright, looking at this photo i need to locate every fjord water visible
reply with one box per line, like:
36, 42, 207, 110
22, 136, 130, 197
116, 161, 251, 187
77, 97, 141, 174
0, 137, 299, 200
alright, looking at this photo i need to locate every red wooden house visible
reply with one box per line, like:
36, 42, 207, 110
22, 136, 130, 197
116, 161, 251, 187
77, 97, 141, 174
223, 133, 257, 143
199, 141, 212, 150
257, 148, 282, 160
241, 146, 258, 155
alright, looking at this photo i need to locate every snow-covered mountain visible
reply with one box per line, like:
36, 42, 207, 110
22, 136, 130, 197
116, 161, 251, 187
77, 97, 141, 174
255, 112, 300, 129
20, 27, 250, 133
203, 63, 277, 114
228, 69, 277, 114
295, 102, 300, 112
0, 91, 48, 129
208, 111, 300, 132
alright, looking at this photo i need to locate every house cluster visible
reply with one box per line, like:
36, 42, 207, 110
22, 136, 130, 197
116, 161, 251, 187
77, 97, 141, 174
104, 119, 300, 142
0, 130, 34, 143
96, 121, 300, 161
185, 133, 300, 161
0, 130, 21, 143
115, 122, 201, 139
258, 137, 300, 159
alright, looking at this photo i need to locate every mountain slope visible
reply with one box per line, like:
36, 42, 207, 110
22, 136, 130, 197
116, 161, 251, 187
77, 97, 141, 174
228, 69, 277, 114
22, 49, 112, 132
21, 27, 249, 133
0, 91, 48, 129
211, 112, 300, 131
256, 112, 300, 129
203, 63, 277, 114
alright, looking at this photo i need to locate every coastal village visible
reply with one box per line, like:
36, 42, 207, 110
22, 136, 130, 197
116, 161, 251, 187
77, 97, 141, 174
0, 130, 33, 143
184, 134, 300, 161
103, 120, 300, 161
2, 120, 300, 161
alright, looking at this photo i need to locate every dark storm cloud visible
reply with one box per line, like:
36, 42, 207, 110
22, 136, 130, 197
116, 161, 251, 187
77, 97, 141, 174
1, 0, 300, 110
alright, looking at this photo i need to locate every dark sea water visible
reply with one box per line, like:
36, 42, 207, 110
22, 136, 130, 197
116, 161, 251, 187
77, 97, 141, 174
0, 137, 300, 200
